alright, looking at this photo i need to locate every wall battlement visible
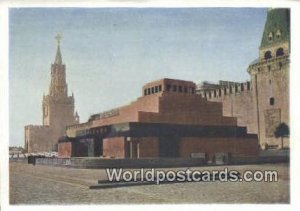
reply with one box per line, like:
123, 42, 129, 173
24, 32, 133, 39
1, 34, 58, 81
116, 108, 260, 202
66, 121, 92, 130
196, 81, 251, 100
248, 54, 289, 74
25, 125, 50, 130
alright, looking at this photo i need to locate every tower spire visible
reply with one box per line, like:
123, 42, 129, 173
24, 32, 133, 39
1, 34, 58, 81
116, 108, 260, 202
49, 34, 68, 98
54, 34, 62, 65
260, 9, 290, 50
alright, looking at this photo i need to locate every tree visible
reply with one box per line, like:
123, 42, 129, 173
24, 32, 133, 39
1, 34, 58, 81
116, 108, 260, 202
274, 122, 289, 149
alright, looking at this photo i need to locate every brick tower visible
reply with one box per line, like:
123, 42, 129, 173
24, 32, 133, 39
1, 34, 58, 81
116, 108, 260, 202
197, 8, 290, 149
25, 35, 80, 153
248, 8, 290, 149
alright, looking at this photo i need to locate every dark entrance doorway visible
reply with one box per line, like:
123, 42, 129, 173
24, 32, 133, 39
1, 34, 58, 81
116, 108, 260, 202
159, 136, 179, 157
73, 139, 89, 157
73, 138, 103, 157
94, 137, 103, 157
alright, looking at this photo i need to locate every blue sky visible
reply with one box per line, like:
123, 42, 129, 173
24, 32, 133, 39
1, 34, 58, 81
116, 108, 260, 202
9, 7, 267, 147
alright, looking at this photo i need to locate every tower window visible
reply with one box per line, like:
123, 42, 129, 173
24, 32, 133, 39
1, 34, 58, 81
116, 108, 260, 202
155, 86, 158, 93
158, 85, 162, 92
269, 97, 275, 106
276, 29, 281, 39
268, 32, 273, 42
276, 48, 284, 57
264, 51, 272, 60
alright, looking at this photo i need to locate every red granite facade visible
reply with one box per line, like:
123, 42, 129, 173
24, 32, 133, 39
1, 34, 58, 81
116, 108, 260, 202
59, 78, 258, 163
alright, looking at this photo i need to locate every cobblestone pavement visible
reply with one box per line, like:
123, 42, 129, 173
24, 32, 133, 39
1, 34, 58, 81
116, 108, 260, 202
9, 162, 289, 204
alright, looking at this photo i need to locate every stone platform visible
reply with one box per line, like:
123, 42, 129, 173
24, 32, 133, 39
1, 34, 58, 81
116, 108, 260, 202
10, 150, 289, 169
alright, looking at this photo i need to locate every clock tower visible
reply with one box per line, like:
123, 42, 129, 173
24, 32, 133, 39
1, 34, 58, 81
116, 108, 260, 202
25, 35, 80, 152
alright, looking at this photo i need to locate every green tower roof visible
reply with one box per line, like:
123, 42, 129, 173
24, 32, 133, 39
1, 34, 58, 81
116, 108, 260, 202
260, 8, 290, 49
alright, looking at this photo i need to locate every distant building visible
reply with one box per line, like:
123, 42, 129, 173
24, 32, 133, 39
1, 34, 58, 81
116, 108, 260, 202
196, 8, 290, 149
58, 78, 258, 161
24, 35, 80, 153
